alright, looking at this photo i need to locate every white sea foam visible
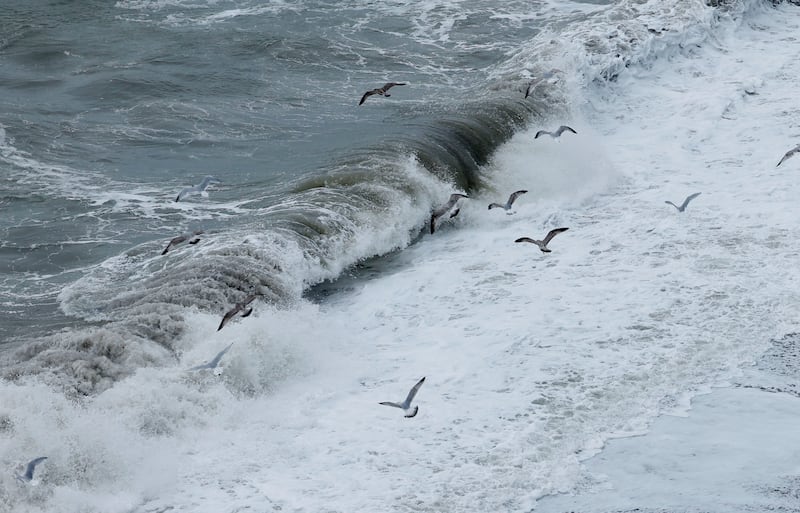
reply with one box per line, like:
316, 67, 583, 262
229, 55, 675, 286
5, 2, 800, 513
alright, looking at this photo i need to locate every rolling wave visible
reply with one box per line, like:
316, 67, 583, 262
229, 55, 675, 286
1, 0, 766, 395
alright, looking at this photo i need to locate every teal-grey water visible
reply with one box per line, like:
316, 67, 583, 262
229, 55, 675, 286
1, 0, 595, 344
9, 0, 762, 395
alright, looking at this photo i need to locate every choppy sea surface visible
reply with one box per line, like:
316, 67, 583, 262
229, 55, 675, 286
2, 0, 800, 511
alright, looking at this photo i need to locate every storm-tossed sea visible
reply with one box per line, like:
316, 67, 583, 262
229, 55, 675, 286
2, 0, 800, 511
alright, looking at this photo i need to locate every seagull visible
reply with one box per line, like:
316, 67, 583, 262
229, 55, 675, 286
175, 176, 222, 202
515, 227, 569, 253
665, 192, 701, 212
534, 125, 577, 139
217, 294, 257, 331
161, 230, 204, 255
488, 190, 528, 212
430, 193, 468, 234
359, 82, 406, 105
525, 69, 563, 98
776, 144, 800, 167
16, 457, 47, 483
379, 377, 425, 418
189, 342, 234, 371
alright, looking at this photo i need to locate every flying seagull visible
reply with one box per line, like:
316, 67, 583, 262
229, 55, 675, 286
534, 125, 577, 139
16, 457, 47, 483
488, 190, 528, 212
217, 294, 257, 331
359, 82, 406, 105
515, 227, 569, 253
776, 144, 800, 167
430, 193, 468, 234
665, 192, 701, 212
189, 342, 234, 371
175, 176, 222, 202
379, 377, 425, 418
161, 230, 204, 255
524, 69, 563, 98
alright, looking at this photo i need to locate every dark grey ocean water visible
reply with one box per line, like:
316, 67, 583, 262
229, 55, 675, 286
4, 0, 758, 394
1, 0, 597, 345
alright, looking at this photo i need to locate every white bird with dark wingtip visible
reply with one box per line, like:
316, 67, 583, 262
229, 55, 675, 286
534, 125, 577, 139
776, 144, 800, 167
217, 294, 257, 331
379, 377, 425, 418
175, 176, 222, 202
430, 193, 468, 234
189, 342, 233, 371
524, 69, 563, 99
161, 230, 204, 255
515, 227, 569, 253
16, 457, 47, 483
359, 82, 406, 105
488, 190, 527, 212
665, 192, 701, 212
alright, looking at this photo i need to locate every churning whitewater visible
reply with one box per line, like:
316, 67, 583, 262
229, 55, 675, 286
2, 0, 800, 512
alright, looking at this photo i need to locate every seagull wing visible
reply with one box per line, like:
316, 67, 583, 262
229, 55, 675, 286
359, 90, 376, 105
199, 176, 221, 191
176, 187, 195, 202
556, 125, 577, 136
534, 130, 549, 139
379, 401, 404, 409
24, 457, 47, 480
161, 235, 187, 255
515, 237, 536, 244
776, 146, 800, 167
208, 342, 234, 367
488, 202, 505, 210
543, 227, 569, 245
217, 307, 239, 331
524, 81, 534, 98
403, 377, 426, 406
382, 82, 405, 91
664, 200, 680, 210
507, 190, 528, 206
679, 192, 701, 210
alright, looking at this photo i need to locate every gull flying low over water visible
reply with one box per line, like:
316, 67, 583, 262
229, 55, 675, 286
488, 190, 527, 212
175, 176, 222, 202
524, 69, 563, 99
379, 377, 425, 418
665, 192, 701, 212
217, 294, 257, 331
161, 230, 204, 255
189, 342, 234, 371
776, 144, 800, 167
515, 227, 569, 253
16, 457, 47, 483
534, 125, 577, 139
430, 193, 468, 234
359, 82, 406, 105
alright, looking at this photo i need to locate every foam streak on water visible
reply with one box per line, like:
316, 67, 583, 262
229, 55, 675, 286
3, 1, 800, 512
